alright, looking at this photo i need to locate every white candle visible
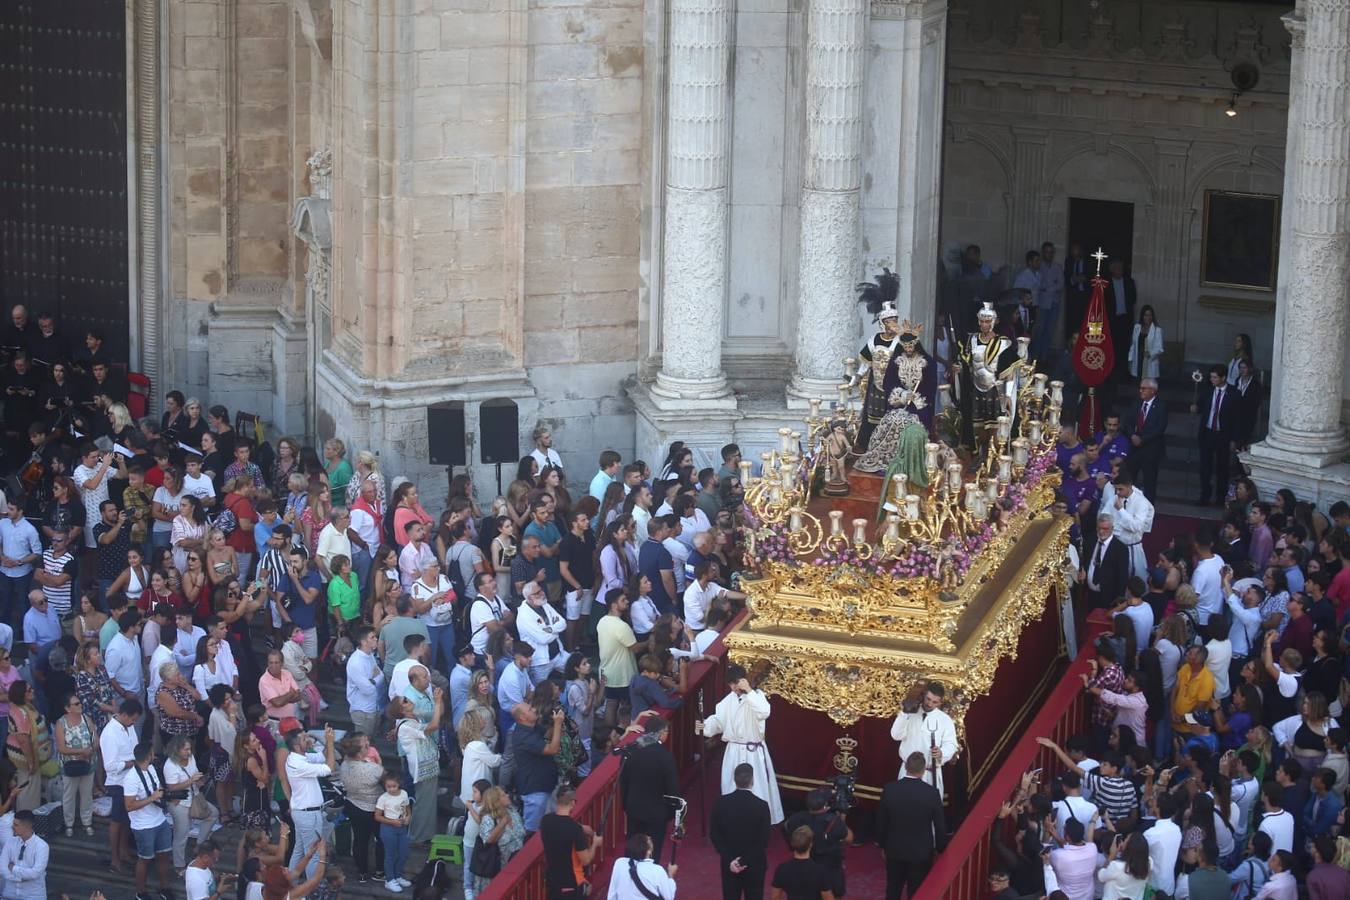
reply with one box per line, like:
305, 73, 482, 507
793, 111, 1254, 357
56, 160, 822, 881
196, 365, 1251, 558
924, 442, 940, 471
843, 357, 856, 381
852, 518, 869, 545
837, 383, 850, 408
996, 416, 1011, 443
739, 459, 753, 487
1049, 380, 1064, 405
1012, 438, 1029, 468
1028, 420, 1043, 445
808, 398, 822, 421
1046, 406, 1061, 430
973, 495, 988, 520
891, 473, 908, 505
789, 507, 803, 532
1032, 373, 1048, 399
946, 462, 963, 492
904, 494, 921, 521
1016, 336, 1030, 359
985, 477, 1000, 501
963, 484, 977, 510
998, 455, 1012, 484
829, 510, 844, 536
884, 514, 900, 542
770, 484, 783, 503
778, 427, 794, 455
780, 458, 796, 491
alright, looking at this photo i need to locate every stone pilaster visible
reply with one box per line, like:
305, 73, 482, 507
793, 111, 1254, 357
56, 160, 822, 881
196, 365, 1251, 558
788, 0, 869, 404
653, 0, 735, 403
1253, 0, 1350, 468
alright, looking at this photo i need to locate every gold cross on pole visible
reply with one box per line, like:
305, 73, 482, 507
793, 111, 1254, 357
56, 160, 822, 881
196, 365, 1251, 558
1091, 247, 1108, 276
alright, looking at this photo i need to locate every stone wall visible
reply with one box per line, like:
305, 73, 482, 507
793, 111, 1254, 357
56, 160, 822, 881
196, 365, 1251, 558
939, 0, 1291, 371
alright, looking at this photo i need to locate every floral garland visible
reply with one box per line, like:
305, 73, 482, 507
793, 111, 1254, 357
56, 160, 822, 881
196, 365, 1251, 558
745, 446, 1058, 582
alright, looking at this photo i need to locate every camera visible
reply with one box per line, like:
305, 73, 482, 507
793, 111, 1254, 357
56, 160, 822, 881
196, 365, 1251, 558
822, 772, 856, 814
163, 789, 189, 803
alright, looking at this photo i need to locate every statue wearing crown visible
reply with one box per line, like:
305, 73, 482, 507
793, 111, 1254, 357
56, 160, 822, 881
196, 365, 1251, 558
851, 271, 936, 452
852, 272, 937, 474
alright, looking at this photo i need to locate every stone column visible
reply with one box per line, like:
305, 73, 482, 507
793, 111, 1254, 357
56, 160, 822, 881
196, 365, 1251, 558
787, 0, 869, 403
1257, 0, 1350, 467
653, 0, 735, 402
864, 0, 948, 335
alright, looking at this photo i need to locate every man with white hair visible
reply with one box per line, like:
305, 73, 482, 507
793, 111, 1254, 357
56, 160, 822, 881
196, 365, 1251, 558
517, 581, 567, 684
1124, 378, 1167, 499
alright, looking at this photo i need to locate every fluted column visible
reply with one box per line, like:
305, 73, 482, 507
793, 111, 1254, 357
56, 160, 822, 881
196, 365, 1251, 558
654, 0, 734, 401
787, 0, 869, 403
1262, 0, 1350, 465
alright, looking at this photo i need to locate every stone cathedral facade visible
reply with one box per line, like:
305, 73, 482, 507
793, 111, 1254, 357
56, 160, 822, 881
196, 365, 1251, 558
139, 0, 1347, 507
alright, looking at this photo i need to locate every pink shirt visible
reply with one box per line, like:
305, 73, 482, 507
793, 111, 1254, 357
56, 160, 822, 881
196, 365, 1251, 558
259, 670, 299, 720
0, 666, 19, 719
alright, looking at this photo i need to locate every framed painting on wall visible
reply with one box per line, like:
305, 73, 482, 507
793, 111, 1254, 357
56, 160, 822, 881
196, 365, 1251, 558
1200, 190, 1280, 292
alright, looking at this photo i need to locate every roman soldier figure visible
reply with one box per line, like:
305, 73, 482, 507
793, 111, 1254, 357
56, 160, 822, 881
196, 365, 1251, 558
954, 302, 1023, 449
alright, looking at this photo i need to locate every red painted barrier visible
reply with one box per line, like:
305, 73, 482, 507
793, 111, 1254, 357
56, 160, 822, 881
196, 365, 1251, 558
477, 613, 742, 900
915, 640, 1098, 900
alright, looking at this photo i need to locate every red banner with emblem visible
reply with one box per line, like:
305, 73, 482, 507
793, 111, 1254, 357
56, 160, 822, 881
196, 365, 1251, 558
1072, 273, 1115, 438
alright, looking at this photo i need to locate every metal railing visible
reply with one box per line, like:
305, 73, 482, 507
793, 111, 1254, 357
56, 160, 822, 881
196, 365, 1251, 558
917, 611, 1112, 900
479, 615, 741, 900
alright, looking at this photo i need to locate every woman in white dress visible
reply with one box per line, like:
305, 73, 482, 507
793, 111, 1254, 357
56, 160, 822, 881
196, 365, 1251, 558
1128, 305, 1163, 380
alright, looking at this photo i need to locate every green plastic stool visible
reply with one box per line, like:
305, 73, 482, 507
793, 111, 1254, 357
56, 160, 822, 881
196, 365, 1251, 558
428, 834, 464, 865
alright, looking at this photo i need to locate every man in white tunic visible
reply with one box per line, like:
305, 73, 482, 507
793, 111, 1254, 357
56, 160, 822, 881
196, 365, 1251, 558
890, 681, 960, 800
1100, 473, 1154, 580
696, 664, 784, 824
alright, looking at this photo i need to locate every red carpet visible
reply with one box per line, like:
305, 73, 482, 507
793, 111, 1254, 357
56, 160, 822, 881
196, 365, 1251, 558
1143, 512, 1210, 565
589, 764, 889, 897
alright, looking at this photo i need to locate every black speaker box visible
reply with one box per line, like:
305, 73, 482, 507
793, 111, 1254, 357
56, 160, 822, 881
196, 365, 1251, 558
427, 404, 466, 467
479, 399, 520, 465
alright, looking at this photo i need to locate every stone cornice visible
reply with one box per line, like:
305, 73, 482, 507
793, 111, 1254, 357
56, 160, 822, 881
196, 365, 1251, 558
316, 348, 536, 410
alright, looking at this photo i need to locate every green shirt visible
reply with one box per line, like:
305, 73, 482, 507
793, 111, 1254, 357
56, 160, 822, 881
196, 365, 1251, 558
99, 617, 121, 652
1185, 867, 1231, 900
379, 615, 429, 679
327, 459, 353, 499
327, 573, 361, 622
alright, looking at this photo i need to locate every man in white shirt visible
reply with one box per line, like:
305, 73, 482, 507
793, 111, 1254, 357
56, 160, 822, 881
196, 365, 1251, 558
314, 507, 354, 581
397, 522, 435, 590
465, 572, 510, 658
606, 833, 677, 900
173, 610, 206, 677
345, 625, 384, 737
184, 839, 229, 900
517, 581, 566, 684
1256, 783, 1294, 853
346, 492, 379, 592
0, 504, 41, 627
388, 634, 430, 701
1144, 793, 1182, 897
105, 610, 146, 706
285, 725, 337, 879
146, 627, 177, 725
0, 811, 48, 900
122, 741, 175, 898
661, 522, 690, 593
672, 495, 709, 550
682, 560, 745, 633
182, 456, 217, 509
1230, 751, 1262, 834
1189, 528, 1226, 625
1100, 475, 1154, 581
1225, 578, 1263, 663
100, 700, 142, 874
528, 424, 563, 471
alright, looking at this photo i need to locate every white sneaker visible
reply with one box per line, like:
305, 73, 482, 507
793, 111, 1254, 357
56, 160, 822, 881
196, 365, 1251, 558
187, 825, 199, 839
396, 878, 412, 888
210, 822, 224, 833
384, 881, 403, 893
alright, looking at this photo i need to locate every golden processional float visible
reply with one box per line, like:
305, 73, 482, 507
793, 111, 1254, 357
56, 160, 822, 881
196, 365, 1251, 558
722, 357, 1074, 803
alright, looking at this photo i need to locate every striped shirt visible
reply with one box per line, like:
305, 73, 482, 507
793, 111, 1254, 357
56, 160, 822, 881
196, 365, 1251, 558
40, 549, 75, 616
1083, 770, 1138, 822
